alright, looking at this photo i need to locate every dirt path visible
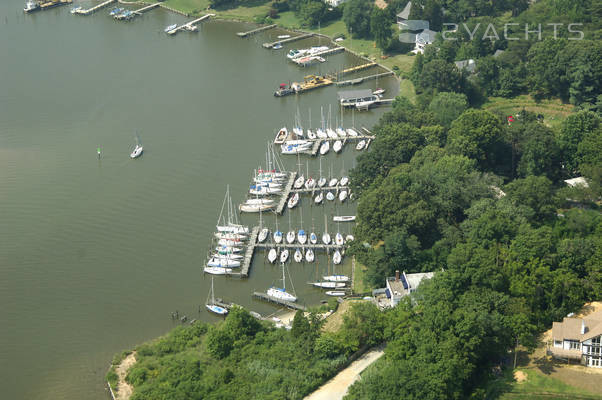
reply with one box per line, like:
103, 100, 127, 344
304, 348, 384, 400
114, 352, 136, 400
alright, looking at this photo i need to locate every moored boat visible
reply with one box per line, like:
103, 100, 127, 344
164, 24, 177, 33
320, 141, 330, 155
339, 190, 348, 202
298, 229, 307, 244
203, 266, 233, 275
322, 232, 331, 245
274, 127, 288, 144
356, 140, 366, 151
333, 140, 343, 153
268, 248, 278, 263
333, 250, 342, 264
326, 191, 335, 201
286, 230, 296, 244
325, 291, 346, 296
314, 192, 323, 204
324, 274, 349, 282
333, 215, 356, 222
346, 128, 359, 137
279, 248, 289, 263
305, 248, 315, 262
294, 248, 303, 263
258, 228, 269, 243
287, 192, 299, 209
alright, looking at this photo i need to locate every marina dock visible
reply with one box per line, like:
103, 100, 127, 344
336, 71, 395, 86
39, 0, 72, 10
133, 2, 160, 15
337, 62, 377, 77
275, 172, 297, 215
73, 0, 115, 15
254, 242, 344, 250
237, 24, 277, 38
263, 33, 314, 49
239, 226, 260, 277
167, 14, 214, 35
253, 292, 307, 311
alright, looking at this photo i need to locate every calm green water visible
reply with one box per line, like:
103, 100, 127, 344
0, 1, 397, 398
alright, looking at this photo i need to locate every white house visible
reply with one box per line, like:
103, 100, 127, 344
550, 309, 602, 368
384, 270, 434, 307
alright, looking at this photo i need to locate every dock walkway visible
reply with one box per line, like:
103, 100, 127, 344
290, 184, 348, 194
255, 242, 344, 250
74, 0, 115, 14
239, 226, 260, 277
167, 14, 214, 35
237, 24, 277, 38
336, 71, 394, 86
275, 172, 296, 215
263, 33, 314, 49
253, 292, 307, 311
133, 2, 159, 15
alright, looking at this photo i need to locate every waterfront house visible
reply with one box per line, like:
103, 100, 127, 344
397, 2, 412, 29
383, 270, 434, 307
550, 309, 602, 367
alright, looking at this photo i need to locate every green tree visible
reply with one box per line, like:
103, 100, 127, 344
370, 8, 393, 50
298, 0, 327, 27
428, 92, 468, 128
343, 0, 374, 38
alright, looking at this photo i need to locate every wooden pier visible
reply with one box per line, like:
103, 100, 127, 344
312, 47, 345, 57
263, 33, 314, 49
253, 292, 307, 311
74, 0, 115, 15
338, 62, 377, 76
167, 14, 214, 35
133, 2, 160, 15
336, 71, 394, 86
239, 226, 260, 277
237, 24, 277, 38
275, 172, 297, 215
290, 184, 349, 194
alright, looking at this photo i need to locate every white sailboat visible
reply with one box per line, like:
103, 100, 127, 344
333, 215, 356, 222
212, 253, 243, 260
305, 177, 315, 189
333, 140, 343, 153
336, 127, 347, 138
239, 203, 275, 213
266, 263, 297, 302
340, 176, 349, 186
215, 232, 247, 240
294, 175, 305, 189
333, 250, 342, 265
130, 133, 143, 159
326, 191, 335, 201
314, 192, 324, 204
294, 248, 303, 263
356, 140, 366, 151
305, 248, 314, 262
206, 277, 228, 315
322, 214, 331, 244
258, 228, 269, 243
286, 231, 296, 243
325, 291, 346, 296
346, 128, 359, 137
287, 192, 299, 209
310, 231, 318, 244
207, 256, 240, 268
268, 248, 278, 263
280, 248, 289, 263
319, 141, 330, 155
215, 245, 242, 254
298, 229, 307, 244
329, 177, 339, 187
346, 234, 355, 242
274, 217, 283, 244
204, 266, 233, 275
339, 190, 348, 202
335, 232, 344, 246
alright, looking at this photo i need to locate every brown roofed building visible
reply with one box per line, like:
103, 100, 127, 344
550, 309, 602, 367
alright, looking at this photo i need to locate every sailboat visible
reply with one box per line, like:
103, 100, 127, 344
204, 266, 233, 275
217, 186, 249, 233
317, 157, 327, 187
320, 141, 330, 155
311, 254, 346, 288
268, 248, 278, 263
130, 133, 143, 159
339, 190, 348, 202
326, 191, 335, 201
356, 140, 366, 151
287, 192, 299, 209
266, 263, 297, 302
346, 128, 359, 137
274, 217, 283, 244
340, 176, 349, 186
332, 250, 342, 265
206, 277, 228, 315
305, 248, 315, 262
294, 175, 305, 189
280, 248, 289, 263
293, 108, 304, 137
298, 208, 307, 244
286, 211, 295, 244
314, 191, 324, 204
333, 140, 343, 153
310, 231, 318, 245
322, 214, 331, 244
335, 232, 344, 246
258, 228, 269, 243
294, 248, 303, 263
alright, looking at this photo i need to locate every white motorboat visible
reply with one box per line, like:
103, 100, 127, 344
249, 185, 281, 196
311, 281, 346, 288
294, 248, 303, 263
345, 234, 354, 242
212, 253, 243, 260
335, 232, 344, 246
314, 192, 323, 204
320, 141, 330, 155
239, 203, 274, 213
286, 230, 296, 244
333, 250, 342, 264
214, 232, 247, 241
329, 178, 338, 187
324, 275, 349, 282
322, 232, 331, 245
356, 140, 366, 151
305, 177, 315, 189
273, 42, 283, 50
325, 291, 346, 296
298, 229, 307, 244
326, 191, 335, 201
336, 127, 347, 138
207, 257, 240, 268
333, 215, 356, 222
326, 128, 338, 139
24, 0, 40, 13
280, 249, 289, 263
258, 228, 269, 243
216, 222, 249, 234
373, 88, 386, 95
277, 35, 291, 39
340, 176, 349, 186
267, 263, 297, 302
274, 127, 288, 144
339, 190, 348, 202
318, 177, 327, 187
204, 266, 233, 275
333, 140, 343, 153
287, 192, 299, 209
215, 245, 242, 254
130, 144, 143, 159
310, 232, 318, 244
316, 129, 328, 139
305, 248, 315, 262
243, 198, 275, 206
307, 129, 317, 139
268, 248, 278, 263
165, 24, 177, 33
294, 175, 305, 189
274, 230, 283, 244
346, 128, 359, 137
217, 238, 242, 247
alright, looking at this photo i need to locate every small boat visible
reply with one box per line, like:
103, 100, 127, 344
70, 6, 83, 14
335, 232, 344, 246
294, 175, 305, 189
324, 275, 349, 282
204, 266, 232, 275
286, 230, 296, 244
258, 228, 269, 243
24, 0, 40, 13
280, 249, 289, 263
340, 176, 349, 186
316, 129, 328, 139
249, 185, 281, 196
339, 190, 348, 202
326, 128, 338, 139
346, 128, 359, 137
329, 178, 338, 187
109, 7, 124, 16
333, 215, 356, 222
333, 250, 342, 265
218, 238, 242, 247
326, 191, 335, 201
336, 127, 347, 138
307, 130, 317, 139
212, 253, 243, 260
243, 198, 275, 206
206, 276, 228, 316
130, 144, 143, 159
318, 177, 327, 187
322, 232, 331, 245
305, 177, 315, 189
333, 140, 343, 153
345, 234, 354, 242
274, 230, 283, 244
298, 229, 307, 244
287, 192, 299, 209
320, 141, 330, 155
239, 203, 274, 213
311, 281, 346, 288
207, 257, 240, 268
185, 24, 198, 32
274, 127, 288, 144
294, 248, 303, 263
267, 263, 297, 302
356, 140, 366, 151
268, 248, 278, 263
305, 248, 315, 262
314, 192, 323, 204
310, 232, 318, 244
373, 88, 386, 95
164, 24, 178, 33
216, 223, 249, 234
214, 232, 247, 240
293, 126, 304, 137
277, 34, 291, 39
215, 246, 242, 254
273, 42, 283, 50
325, 291, 346, 296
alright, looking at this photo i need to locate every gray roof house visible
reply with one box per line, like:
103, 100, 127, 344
397, 1, 412, 28
550, 309, 602, 368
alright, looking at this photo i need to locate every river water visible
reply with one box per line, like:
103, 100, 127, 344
0, 1, 397, 398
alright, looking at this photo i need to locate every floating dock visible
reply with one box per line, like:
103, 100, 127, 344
255, 242, 344, 250
73, 0, 115, 15
237, 24, 277, 38
253, 292, 307, 311
275, 172, 297, 215
167, 13, 214, 35
337, 62, 377, 77
238, 226, 260, 277
263, 33, 314, 49
290, 184, 349, 194
336, 71, 395, 86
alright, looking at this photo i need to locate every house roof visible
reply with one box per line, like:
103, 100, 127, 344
455, 59, 477, 73
564, 177, 589, 188
405, 272, 434, 289
417, 29, 437, 44
397, 1, 412, 20
338, 89, 373, 100
552, 309, 602, 342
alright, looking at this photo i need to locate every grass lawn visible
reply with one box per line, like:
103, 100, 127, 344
163, 0, 209, 15
398, 78, 416, 103
482, 95, 574, 128
353, 260, 371, 294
